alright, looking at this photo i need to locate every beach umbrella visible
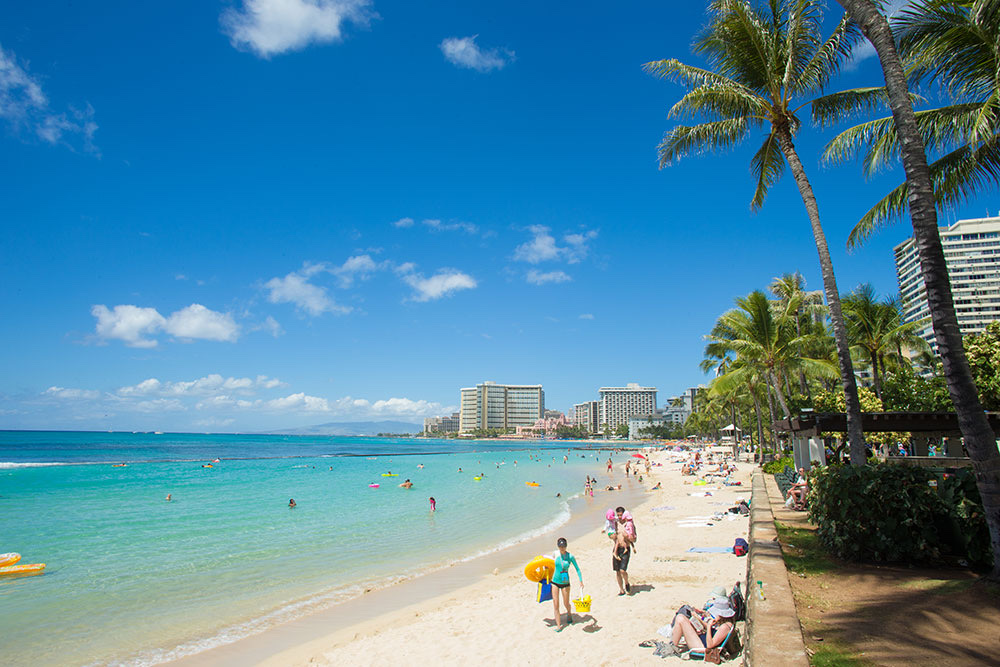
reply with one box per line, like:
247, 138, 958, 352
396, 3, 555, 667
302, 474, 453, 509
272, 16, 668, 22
631, 453, 646, 459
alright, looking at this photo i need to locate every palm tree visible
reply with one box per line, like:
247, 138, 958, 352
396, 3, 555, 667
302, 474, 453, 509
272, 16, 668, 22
644, 0, 870, 464
842, 283, 930, 398
826, 0, 1000, 245
834, 0, 1000, 582
770, 272, 826, 398
708, 290, 838, 454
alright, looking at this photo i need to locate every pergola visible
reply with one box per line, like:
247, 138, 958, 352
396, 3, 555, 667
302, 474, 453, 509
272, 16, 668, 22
774, 411, 1000, 470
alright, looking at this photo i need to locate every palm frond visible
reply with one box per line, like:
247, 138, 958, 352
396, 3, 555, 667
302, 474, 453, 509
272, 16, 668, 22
657, 118, 750, 166
810, 87, 892, 128
669, 85, 770, 122
847, 135, 1000, 248
798, 11, 859, 94
822, 104, 985, 174
750, 131, 786, 209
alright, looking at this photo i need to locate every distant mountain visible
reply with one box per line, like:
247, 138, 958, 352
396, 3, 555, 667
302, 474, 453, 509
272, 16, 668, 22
266, 420, 422, 436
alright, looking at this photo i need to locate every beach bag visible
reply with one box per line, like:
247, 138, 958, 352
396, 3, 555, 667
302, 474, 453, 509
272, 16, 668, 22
729, 582, 746, 622
733, 538, 748, 557
722, 627, 743, 659
536, 578, 552, 603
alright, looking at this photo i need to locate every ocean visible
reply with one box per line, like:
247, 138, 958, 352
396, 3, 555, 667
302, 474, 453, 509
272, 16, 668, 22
0, 431, 614, 666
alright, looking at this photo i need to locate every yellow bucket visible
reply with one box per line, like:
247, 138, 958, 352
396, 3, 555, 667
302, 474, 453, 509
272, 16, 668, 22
572, 595, 592, 612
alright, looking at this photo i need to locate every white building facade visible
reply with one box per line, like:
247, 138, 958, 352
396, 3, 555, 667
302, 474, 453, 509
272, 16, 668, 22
628, 414, 669, 440
573, 400, 600, 434
895, 216, 1000, 350
599, 383, 657, 430
459, 382, 545, 432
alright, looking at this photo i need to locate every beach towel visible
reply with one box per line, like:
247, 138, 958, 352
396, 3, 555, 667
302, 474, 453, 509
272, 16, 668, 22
689, 492, 713, 497
650, 505, 676, 512
687, 547, 734, 553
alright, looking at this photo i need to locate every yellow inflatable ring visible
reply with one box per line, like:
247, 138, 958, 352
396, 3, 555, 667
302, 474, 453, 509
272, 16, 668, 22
0, 553, 21, 567
524, 556, 555, 582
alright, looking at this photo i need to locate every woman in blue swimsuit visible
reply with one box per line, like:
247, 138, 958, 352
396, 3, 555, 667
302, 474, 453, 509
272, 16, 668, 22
551, 537, 583, 631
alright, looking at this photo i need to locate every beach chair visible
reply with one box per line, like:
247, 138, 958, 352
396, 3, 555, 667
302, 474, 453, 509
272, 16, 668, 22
687, 625, 740, 663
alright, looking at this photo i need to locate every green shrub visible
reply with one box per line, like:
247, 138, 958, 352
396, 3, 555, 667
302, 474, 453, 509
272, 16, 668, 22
938, 469, 993, 570
808, 464, 945, 563
763, 456, 793, 474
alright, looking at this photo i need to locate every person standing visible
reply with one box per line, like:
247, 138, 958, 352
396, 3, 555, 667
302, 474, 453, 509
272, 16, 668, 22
551, 537, 583, 631
615, 506, 637, 593
428, 497, 436, 512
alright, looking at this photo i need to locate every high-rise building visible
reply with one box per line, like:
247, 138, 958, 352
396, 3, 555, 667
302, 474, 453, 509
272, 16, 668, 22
573, 400, 600, 434
895, 216, 1000, 350
424, 412, 460, 435
458, 382, 545, 432
598, 383, 657, 430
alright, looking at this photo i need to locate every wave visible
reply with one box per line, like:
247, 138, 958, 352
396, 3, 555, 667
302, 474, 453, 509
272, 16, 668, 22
0, 461, 74, 468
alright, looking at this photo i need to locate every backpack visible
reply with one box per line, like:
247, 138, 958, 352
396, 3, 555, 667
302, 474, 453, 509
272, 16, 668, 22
729, 581, 746, 622
733, 537, 749, 557
721, 626, 743, 659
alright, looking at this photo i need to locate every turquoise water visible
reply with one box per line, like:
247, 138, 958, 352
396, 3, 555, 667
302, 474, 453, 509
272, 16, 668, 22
0, 432, 609, 666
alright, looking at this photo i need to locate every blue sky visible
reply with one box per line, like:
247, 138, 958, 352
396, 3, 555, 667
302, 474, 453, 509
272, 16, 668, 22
0, 0, 992, 432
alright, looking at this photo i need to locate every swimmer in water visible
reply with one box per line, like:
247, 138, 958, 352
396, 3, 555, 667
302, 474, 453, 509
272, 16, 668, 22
429, 497, 436, 512
457, 467, 463, 473
400, 479, 413, 489
417, 464, 424, 469
166, 493, 172, 502
288, 498, 296, 508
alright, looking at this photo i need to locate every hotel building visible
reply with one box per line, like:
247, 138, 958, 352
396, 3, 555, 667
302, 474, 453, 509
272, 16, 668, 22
424, 412, 460, 435
573, 400, 600, 434
459, 382, 545, 432
895, 216, 1000, 350
598, 383, 657, 430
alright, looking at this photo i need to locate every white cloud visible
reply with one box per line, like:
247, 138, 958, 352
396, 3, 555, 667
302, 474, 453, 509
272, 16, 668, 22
165, 304, 240, 342
44, 386, 100, 399
392, 217, 415, 228
332, 254, 382, 287
514, 225, 561, 263
222, 0, 374, 58
439, 36, 513, 72
526, 269, 571, 285
91, 304, 166, 348
263, 392, 334, 412
563, 230, 599, 263
399, 266, 478, 302
422, 219, 479, 234
262, 315, 284, 337
264, 262, 349, 315
118, 374, 284, 397
513, 225, 598, 265
0, 45, 97, 152
92, 303, 239, 346
579, 313, 594, 320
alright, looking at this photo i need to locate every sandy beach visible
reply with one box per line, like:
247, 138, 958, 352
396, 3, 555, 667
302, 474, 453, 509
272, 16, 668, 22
179, 450, 752, 666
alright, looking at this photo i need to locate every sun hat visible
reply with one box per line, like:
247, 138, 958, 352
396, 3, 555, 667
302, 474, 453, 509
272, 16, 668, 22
710, 585, 728, 599
707, 599, 736, 618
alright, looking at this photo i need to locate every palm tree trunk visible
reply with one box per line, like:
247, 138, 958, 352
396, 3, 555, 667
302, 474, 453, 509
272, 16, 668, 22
836, 0, 1000, 583
770, 369, 792, 418
774, 126, 866, 465
796, 314, 810, 396
752, 394, 765, 463
870, 349, 882, 399
765, 375, 780, 459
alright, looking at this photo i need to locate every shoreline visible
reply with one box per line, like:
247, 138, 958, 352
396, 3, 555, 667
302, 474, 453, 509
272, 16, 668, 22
174, 451, 752, 666
170, 459, 644, 666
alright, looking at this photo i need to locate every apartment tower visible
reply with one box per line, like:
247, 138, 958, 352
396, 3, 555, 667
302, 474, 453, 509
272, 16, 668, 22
459, 382, 545, 432
895, 216, 1000, 350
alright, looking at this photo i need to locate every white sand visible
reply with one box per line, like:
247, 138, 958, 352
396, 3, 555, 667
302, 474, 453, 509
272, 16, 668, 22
259, 452, 752, 666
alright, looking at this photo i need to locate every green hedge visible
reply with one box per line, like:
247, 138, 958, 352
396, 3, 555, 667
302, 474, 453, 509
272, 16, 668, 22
807, 464, 992, 568
762, 456, 793, 474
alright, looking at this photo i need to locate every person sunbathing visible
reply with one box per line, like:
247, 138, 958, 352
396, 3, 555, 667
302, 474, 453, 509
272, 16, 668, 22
666, 598, 736, 656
